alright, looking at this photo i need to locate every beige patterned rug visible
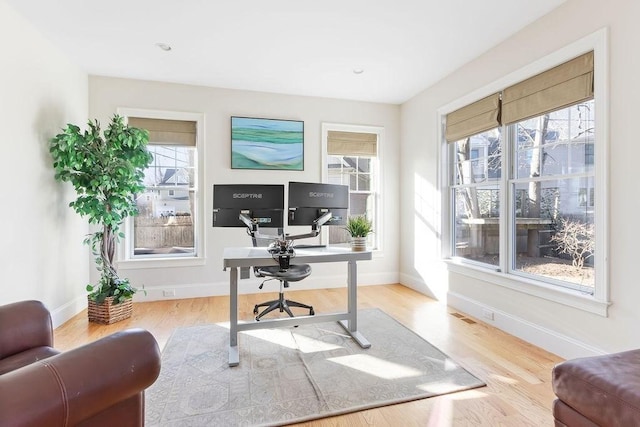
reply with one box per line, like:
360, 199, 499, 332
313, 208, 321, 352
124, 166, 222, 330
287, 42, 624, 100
146, 308, 485, 426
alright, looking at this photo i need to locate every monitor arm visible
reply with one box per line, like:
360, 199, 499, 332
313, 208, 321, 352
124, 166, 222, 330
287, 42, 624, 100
238, 212, 276, 239
239, 211, 256, 232
240, 210, 332, 244
284, 210, 333, 241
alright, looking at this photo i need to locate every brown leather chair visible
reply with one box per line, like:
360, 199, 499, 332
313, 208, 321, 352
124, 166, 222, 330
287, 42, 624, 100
552, 349, 640, 427
0, 300, 161, 426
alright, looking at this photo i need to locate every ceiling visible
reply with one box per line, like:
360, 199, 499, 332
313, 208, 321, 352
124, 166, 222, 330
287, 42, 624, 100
7, 0, 566, 104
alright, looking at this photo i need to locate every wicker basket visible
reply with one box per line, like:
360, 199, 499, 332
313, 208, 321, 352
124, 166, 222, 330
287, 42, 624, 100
87, 296, 133, 324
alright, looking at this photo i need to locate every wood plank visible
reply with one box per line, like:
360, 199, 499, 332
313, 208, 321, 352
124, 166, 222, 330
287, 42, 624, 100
53, 284, 563, 425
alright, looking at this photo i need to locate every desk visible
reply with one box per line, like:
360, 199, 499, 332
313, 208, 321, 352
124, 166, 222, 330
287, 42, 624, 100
223, 246, 372, 366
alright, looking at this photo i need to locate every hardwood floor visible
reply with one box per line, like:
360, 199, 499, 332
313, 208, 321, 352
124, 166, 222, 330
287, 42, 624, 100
54, 284, 563, 426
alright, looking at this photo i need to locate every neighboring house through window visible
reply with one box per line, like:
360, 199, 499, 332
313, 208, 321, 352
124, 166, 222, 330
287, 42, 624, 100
118, 110, 204, 265
322, 123, 383, 250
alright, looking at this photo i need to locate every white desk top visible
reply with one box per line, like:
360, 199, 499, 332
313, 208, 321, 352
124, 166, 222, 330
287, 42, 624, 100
223, 246, 372, 268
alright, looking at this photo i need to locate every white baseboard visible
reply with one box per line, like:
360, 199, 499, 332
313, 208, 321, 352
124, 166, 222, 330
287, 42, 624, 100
399, 272, 439, 300
50, 295, 87, 329
134, 271, 398, 302
50, 271, 602, 360
447, 291, 606, 360
48, 271, 397, 326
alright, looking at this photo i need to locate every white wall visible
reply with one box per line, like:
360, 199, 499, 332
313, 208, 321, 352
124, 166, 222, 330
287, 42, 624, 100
400, 0, 640, 357
0, 0, 90, 325
89, 77, 400, 300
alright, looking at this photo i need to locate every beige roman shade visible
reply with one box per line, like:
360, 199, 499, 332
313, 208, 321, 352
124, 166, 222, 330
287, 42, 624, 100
502, 51, 594, 124
327, 130, 378, 157
127, 117, 197, 146
445, 93, 501, 143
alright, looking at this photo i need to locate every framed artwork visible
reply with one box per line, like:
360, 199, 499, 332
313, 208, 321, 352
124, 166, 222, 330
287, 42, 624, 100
231, 116, 304, 170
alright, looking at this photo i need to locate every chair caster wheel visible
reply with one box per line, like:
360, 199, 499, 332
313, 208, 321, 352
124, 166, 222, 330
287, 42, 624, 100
309, 308, 315, 316
255, 316, 260, 321
253, 306, 259, 315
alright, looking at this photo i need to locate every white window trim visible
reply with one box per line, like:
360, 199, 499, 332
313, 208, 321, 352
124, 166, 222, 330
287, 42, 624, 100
321, 122, 384, 254
437, 28, 610, 316
116, 107, 206, 269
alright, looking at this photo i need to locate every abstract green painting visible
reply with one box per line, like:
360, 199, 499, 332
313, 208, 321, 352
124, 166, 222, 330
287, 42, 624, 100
231, 116, 304, 170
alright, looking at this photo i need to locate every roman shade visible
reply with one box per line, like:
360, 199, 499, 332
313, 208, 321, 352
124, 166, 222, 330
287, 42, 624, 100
445, 93, 501, 143
327, 130, 377, 157
127, 117, 197, 146
502, 51, 594, 124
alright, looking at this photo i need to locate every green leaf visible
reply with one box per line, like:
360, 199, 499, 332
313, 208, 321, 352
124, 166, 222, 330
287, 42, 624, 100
50, 114, 151, 300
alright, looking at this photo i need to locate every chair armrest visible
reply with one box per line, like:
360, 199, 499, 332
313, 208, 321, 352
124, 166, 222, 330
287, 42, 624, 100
0, 328, 161, 427
0, 300, 53, 359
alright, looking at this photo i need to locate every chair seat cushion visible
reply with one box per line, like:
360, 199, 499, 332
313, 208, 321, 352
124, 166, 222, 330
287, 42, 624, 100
552, 349, 640, 427
0, 346, 59, 375
257, 264, 312, 281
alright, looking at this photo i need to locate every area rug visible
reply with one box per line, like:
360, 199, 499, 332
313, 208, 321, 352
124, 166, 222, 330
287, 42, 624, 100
146, 308, 485, 426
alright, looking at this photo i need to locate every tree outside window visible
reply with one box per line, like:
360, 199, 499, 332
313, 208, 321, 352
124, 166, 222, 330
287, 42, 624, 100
450, 99, 595, 291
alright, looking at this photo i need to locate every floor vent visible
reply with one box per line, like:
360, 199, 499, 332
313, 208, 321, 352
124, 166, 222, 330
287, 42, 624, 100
450, 312, 477, 324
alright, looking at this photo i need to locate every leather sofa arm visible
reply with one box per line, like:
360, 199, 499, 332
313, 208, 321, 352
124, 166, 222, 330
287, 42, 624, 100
0, 328, 161, 427
0, 300, 53, 359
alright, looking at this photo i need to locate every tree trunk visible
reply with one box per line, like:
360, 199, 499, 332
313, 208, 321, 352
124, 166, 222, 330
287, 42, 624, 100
101, 223, 118, 281
526, 115, 549, 257
457, 138, 483, 254
457, 138, 480, 218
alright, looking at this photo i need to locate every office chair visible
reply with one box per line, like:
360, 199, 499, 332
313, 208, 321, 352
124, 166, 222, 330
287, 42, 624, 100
250, 231, 315, 321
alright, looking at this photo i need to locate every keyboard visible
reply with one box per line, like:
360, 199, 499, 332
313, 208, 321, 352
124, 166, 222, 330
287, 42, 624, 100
293, 244, 327, 249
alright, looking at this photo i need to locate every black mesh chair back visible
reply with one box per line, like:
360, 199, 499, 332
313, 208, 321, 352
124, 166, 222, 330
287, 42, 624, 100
249, 229, 314, 320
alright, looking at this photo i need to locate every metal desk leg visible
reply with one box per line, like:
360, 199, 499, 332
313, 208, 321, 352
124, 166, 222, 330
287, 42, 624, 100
229, 266, 239, 366
338, 260, 371, 349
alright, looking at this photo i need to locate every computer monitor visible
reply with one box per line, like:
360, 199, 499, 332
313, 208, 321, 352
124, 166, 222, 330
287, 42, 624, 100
212, 184, 284, 228
287, 181, 349, 226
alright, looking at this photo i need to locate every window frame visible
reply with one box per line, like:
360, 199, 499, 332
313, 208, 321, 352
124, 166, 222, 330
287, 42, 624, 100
116, 108, 206, 269
450, 129, 503, 268
506, 102, 595, 292
321, 122, 384, 252
438, 29, 609, 316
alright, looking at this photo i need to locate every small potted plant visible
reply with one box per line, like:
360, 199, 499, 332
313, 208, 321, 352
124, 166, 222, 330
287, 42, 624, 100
344, 215, 373, 251
50, 114, 153, 323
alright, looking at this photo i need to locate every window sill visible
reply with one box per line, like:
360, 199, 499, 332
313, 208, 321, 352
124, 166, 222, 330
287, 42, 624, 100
117, 256, 205, 270
445, 259, 610, 317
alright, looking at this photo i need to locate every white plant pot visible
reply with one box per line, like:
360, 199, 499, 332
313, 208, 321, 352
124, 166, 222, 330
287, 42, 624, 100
350, 237, 367, 252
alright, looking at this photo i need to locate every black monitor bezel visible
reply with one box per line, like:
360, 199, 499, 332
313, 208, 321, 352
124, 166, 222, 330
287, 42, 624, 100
212, 184, 285, 228
287, 181, 349, 226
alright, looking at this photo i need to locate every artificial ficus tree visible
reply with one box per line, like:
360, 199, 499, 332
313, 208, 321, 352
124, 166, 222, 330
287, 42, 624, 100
50, 114, 153, 303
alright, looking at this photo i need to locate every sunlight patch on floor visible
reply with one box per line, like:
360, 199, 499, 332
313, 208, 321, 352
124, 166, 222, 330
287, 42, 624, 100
240, 328, 344, 353
491, 373, 519, 384
426, 397, 453, 427
293, 333, 344, 353
328, 354, 424, 379
242, 328, 298, 349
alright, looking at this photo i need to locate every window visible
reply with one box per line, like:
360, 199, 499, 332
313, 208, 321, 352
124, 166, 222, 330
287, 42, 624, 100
322, 124, 382, 249
119, 111, 204, 263
510, 101, 595, 289
444, 47, 606, 309
135, 143, 196, 256
452, 128, 502, 267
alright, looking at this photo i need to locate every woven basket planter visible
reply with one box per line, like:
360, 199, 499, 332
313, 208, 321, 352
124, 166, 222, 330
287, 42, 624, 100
87, 296, 133, 324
